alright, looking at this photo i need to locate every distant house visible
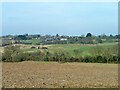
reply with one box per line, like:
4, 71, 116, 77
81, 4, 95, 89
9, 38, 12, 40
45, 38, 53, 41
53, 37, 60, 40
36, 47, 40, 49
60, 38, 67, 41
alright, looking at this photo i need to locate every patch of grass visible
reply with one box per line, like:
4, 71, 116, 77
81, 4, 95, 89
48, 44, 94, 56
23, 48, 37, 52
98, 42, 118, 47
24, 40, 43, 44
48, 43, 117, 56
20, 42, 118, 57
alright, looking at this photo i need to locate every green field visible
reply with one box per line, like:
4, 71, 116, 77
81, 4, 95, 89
101, 39, 118, 43
48, 44, 93, 56
24, 39, 43, 44
98, 42, 118, 46
20, 42, 117, 57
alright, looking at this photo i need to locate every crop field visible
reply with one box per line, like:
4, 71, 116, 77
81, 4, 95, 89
2, 61, 118, 88
2, 42, 118, 88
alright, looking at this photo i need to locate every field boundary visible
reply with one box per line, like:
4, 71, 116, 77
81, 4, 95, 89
1, 88, 119, 90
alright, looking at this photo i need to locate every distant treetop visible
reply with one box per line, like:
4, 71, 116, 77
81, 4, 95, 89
86, 33, 92, 37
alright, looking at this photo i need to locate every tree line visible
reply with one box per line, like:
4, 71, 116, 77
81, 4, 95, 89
1, 33, 119, 46
2, 45, 119, 63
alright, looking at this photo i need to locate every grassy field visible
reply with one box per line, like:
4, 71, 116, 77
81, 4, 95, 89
101, 39, 118, 43
48, 44, 94, 56
20, 42, 117, 57
24, 40, 43, 44
98, 42, 118, 46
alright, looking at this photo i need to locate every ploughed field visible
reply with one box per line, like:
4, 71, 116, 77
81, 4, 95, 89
2, 62, 118, 88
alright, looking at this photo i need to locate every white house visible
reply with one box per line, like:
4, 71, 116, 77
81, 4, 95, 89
60, 38, 67, 41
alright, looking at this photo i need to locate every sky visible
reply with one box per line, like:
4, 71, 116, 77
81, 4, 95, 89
2, 2, 118, 36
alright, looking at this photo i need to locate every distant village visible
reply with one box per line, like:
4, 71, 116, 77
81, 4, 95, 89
1, 33, 119, 46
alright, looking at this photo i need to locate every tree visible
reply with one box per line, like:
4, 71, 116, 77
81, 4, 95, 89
25, 33, 28, 36
94, 38, 102, 43
2, 45, 21, 62
46, 51, 51, 61
86, 33, 92, 37
91, 46, 104, 56
15, 35, 27, 40
56, 34, 59, 37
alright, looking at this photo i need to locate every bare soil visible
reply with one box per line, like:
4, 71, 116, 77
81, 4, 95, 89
2, 62, 118, 88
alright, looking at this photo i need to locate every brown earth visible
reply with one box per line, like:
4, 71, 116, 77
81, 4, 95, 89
2, 62, 118, 88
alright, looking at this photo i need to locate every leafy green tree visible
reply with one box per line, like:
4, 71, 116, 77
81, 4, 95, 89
56, 34, 59, 37
2, 45, 21, 62
86, 33, 92, 37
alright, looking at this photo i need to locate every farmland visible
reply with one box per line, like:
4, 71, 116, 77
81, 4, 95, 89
19, 42, 117, 57
2, 41, 118, 63
24, 40, 43, 44
2, 42, 118, 88
2, 61, 118, 88
2, 1, 119, 88
1, 39, 118, 88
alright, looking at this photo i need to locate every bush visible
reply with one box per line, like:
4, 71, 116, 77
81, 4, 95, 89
2, 45, 119, 63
